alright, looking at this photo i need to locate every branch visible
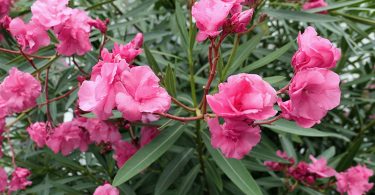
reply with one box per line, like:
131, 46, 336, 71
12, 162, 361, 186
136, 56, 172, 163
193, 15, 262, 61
39, 86, 78, 107
155, 112, 203, 122
254, 114, 282, 125
0, 47, 53, 59
171, 97, 196, 112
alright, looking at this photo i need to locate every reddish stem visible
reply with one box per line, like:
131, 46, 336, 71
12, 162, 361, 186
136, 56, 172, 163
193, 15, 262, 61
254, 114, 282, 125
277, 84, 290, 95
0, 47, 53, 59
72, 56, 89, 76
155, 112, 203, 122
201, 35, 226, 114
4, 127, 16, 168
39, 86, 78, 106
45, 67, 53, 123
171, 97, 196, 112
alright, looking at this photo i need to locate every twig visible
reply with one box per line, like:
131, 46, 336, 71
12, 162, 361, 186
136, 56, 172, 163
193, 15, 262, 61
39, 87, 78, 106
277, 84, 290, 95
155, 112, 203, 122
4, 127, 16, 168
171, 97, 195, 112
45, 67, 53, 123
254, 115, 282, 125
72, 56, 89, 76
0, 47, 53, 59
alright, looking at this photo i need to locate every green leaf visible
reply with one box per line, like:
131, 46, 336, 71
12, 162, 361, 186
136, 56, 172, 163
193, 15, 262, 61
177, 165, 200, 195
226, 33, 263, 77
112, 124, 185, 186
164, 65, 177, 97
144, 45, 162, 75
264, 8, 339, 22
250, 144, 289, 163
242, 42, 292, 72
263, 76, 286, 85
154, 148, 194, 195
175, 1, 189, 49
306, 0, 366, 13
336, 135, 363, 172
319, 146, 336, 160
333, 11, 375, 26
263, 120, 349, 141
203, 132, 263, 195
280, 135, 297, 161
206, 160, 224, 191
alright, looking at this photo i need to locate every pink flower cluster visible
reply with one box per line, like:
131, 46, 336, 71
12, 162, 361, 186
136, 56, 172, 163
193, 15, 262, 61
27, 117, 120, 156
0, 68, 41, 157
278, 26, 341, 128
204, 26, 341, 159
93, 183, 119, 195
4, 0, 106, 55
27, 117, 159, 167
78, 34, 171, 122
0, 167, 32, 193
113, 127, 159, 167
265, 151, 374, 194
0, 0, 12, 18
303, 0, 328, 14
192, 0, 254, 42
207, 74, 277, 159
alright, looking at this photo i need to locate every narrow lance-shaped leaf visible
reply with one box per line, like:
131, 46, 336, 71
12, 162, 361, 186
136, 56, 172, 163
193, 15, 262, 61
202, 132, 263, 195
112, 124, 186, 186
154, 148, 194, 195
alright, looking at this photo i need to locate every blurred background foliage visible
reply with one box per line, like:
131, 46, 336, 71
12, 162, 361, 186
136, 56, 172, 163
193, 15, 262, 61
0, 0, 374, 194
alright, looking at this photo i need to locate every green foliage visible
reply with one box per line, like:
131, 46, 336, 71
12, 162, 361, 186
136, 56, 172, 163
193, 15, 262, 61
0, 0, 374, 194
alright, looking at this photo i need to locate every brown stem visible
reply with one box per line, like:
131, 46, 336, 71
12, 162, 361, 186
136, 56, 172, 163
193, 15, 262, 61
0, 47, 53, 59
98, 31, 108, 60
4, 127, 16, 168
254, 114, 282, 125
171, 97, 196, 112
155, 112, 203, 122
128, 125, 137, 142
277, 84, 290, 95
200, 35, 226, 114
72, 56, 89, 76
45, 67, 53, 123
39, 86, 78, 107
18, 48, 38, 70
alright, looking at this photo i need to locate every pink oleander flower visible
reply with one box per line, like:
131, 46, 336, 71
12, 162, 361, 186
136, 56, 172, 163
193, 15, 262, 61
54, 9, 92, 56
78, 60, 130, 120
307, 155, 336, 178
0, 0, 12, 18
0, 167, 7, 192
280, 68, 341, 128
224, 8, 254, 33
112, 33, 143, 64
192, 0, 236, 42
88, 18, 109, 34
8, 18, 50, 54
93, 183, 120, 195
8, 167, 32, 192
264, 150, 295, 171
0, 15, 11, 29
46, 120, 90, 156
292, 26, 341, 72
116, 66, 171, 123
207, 73, 277, 121
113, 141, 138, 167
207, 117, 261, 159
31, 0, 70, 29
140, 127, 159, 147
336, 165, 374, 195
0, 118, 4, 158
288, 162, 316, 184
0, 68, 42, 114
26, 122, 48, 148
302, 0, 328, 14
84, 118, 121, 144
